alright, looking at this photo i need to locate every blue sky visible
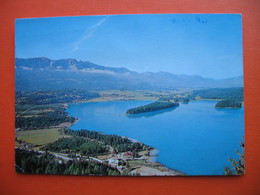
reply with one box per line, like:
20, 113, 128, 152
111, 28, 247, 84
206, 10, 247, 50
15, 14, 243, 79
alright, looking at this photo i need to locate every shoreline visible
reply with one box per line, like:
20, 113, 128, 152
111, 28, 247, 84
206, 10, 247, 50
129, 147, 184, 176
65, 97, 240, 176
66, 123, 184, 176
65, 98, 185, 176
147, 148, 159, 163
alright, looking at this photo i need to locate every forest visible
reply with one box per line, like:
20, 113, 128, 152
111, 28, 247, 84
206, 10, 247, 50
15, 105, 76, 130
42, 137, 109, 156
63, 129, 150, 154
191, 87, 243, 108
15, 128, 152, 175
126, 101, 179, 115
15, 89, 100, 130
15, 148, 120, 175
15, 88, 244, 176
191, 87, 243, 102
215, 99, 242, 108
16, 89, 100, 105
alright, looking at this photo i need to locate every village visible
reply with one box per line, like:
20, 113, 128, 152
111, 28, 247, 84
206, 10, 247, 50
15, 136, 182, 176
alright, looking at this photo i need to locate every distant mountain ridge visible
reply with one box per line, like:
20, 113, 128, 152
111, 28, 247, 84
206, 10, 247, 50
15, 57, 243, 91
16, 57, 130, 74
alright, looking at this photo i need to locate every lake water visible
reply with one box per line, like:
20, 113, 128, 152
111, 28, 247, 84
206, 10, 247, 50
67, 100, 244, 175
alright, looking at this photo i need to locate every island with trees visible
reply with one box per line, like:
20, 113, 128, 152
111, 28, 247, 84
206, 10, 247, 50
215, 99, 242, 108
15, 89, 184, 176
126, 101, 179, 115
15, 87, 244, 176
191, 87, 243, 102
191, 87, 243, 109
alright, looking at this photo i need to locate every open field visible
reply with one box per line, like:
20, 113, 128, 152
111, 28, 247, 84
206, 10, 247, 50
14, 88, 243, 175
16, 128, 70, 147
85, 89, 193, 102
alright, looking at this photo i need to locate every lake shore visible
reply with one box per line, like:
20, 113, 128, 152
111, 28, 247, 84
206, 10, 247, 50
65, 97, 186, 176
64, 110, 184, 176
131, 148, 184, 176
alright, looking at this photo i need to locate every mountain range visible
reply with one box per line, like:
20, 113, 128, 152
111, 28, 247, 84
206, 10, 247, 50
15, 57, 243, 91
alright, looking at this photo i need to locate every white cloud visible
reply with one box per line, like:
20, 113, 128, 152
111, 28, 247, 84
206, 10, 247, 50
72, 17, 108, 52
80, 68, 115, 75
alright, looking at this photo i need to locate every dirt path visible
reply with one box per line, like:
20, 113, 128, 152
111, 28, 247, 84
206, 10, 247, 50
16, 105, 36, 117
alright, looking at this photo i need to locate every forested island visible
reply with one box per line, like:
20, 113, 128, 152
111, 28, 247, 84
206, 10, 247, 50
191, 88, 243, 109
215, 99, 242, 108
15, 87, 244, 176
15, 89, 184, 176
14, 55, 244, 176
191, 87, 243, 101
126, 101, 179, 115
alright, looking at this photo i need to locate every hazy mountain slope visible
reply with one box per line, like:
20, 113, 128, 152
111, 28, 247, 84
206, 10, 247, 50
15, 57, 243, 91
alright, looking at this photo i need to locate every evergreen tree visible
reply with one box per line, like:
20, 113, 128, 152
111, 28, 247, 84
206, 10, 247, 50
224, 142, 245, 175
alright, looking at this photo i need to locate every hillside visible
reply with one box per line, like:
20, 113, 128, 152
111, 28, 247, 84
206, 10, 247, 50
16, 57, 243, 91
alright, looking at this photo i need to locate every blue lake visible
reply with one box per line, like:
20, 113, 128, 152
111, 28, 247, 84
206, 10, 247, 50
67, 100, 244, 175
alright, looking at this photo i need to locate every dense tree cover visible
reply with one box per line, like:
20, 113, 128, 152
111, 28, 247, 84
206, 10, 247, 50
174, 97, 189, 103
15, 104, 35, 114
215, 99, 242, 108
64, 129, 149, 153
42, 137, 109, 156
16, 104, 59, 115
126, 101, 179, 115
15, 89, 100, 130
191, 87, 243, 102
16, 89, 100, 105
15, 107, 75, 130
15, 148, 119, 175
224, 142, 245, 175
